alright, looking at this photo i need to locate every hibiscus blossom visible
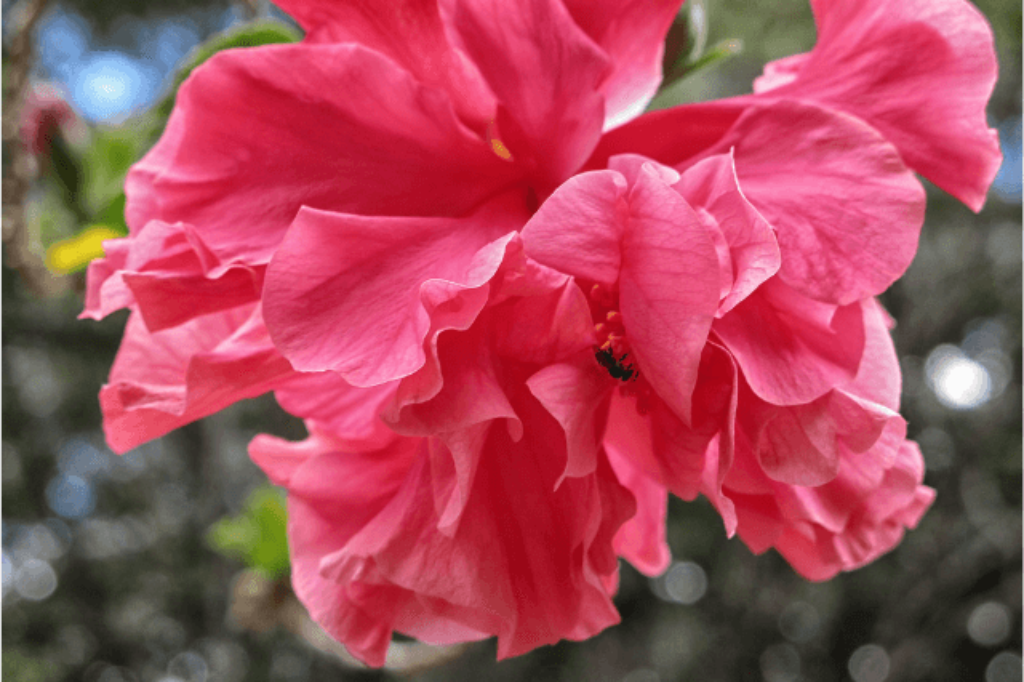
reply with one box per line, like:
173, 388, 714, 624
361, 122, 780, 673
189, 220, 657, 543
82, 0, 1000, 666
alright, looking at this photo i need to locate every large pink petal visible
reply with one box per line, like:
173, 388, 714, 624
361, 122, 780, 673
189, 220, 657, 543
263, 195, 526, 383
673, 152, 781, 315
521, 170, 629, 286
100, 306, 293, 453
714, 278, 865, 406
81, 221, 263, 332
273, 0, 495, 128
562, 0, 685, 130
126, 43, 517, 267
450, 0, 609, 190
587, 100, 747, 170
699, 100, 925, 305
618, 164, 720, 424
755, 0, 1001, 211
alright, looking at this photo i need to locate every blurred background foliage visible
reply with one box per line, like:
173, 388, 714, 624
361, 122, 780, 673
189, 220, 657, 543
1, 0, 1021, 681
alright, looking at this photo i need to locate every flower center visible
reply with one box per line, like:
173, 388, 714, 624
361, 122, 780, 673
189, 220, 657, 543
587, 283, 637, 382
587, 282, 653, 414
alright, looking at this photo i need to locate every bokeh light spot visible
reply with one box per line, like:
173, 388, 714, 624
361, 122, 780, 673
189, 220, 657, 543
14, 558, 58, 601
46, 473, 96, 519
168, 651, 208, 682
926, 344, 993, 409
662, 561, 708, 605
2, 551, 14, 597
986, 652, 1023, 682
848, 644, 890, 682
71, 52, 156, 121
968, 602, 1012, 647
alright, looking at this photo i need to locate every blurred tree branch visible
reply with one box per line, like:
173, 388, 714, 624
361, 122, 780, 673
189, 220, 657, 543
2, 0, 65, 297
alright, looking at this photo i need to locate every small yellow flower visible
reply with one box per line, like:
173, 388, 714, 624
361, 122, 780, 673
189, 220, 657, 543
45, 225, 123, 274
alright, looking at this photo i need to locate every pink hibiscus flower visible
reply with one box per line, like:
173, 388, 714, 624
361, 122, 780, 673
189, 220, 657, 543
82, 0, 1000, 665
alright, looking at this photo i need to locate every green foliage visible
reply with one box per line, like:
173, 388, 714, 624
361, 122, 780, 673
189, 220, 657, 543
2, 649, 61, 682
79, 126, 142, 228
665, 37, 744, 86
659, 0, 744, 94
206, 485, 290, 579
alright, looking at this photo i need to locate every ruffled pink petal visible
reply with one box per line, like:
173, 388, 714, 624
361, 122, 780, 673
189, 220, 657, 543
493, 278, 596, 366
672, 151, 781, 315
273, 373, 398, 452
738, 385, 899, 487
845, 299, 902, 412
81, 237, 133, 320
100, 306, 293, 453
527, 352, 613, 485
713, 278, 865, 406
273, 0, 495, 128
692, 340, 740, 534
605, 443, 670, 577
80, 221, 263, 332
723, 393, 933, 580
770, 418, 906, 537
698, 436, 738, 537
697, 100, 925, 305
263, 195, 526, 383
385, 321, 520, 533
381, 238, 573, 436
311, 391, 633, 661
772, 440, 934, 581
755, 0, 1001, 211
562, 0, 685, 130
126, 43, 517, 267
450, 0, 609, 190
249, 431, 331, 488
260, 432, 423, 666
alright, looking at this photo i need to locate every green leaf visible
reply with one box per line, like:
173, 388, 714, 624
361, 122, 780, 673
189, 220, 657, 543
659, 0, 743, 90
47, 135, 82, 204
668, 38, 744, 84
206, 485, 290, 579
80, 127, 143, 219
93, 193, 128, 235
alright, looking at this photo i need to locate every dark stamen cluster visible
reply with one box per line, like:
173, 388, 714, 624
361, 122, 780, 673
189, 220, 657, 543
588, 283, 639, 383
